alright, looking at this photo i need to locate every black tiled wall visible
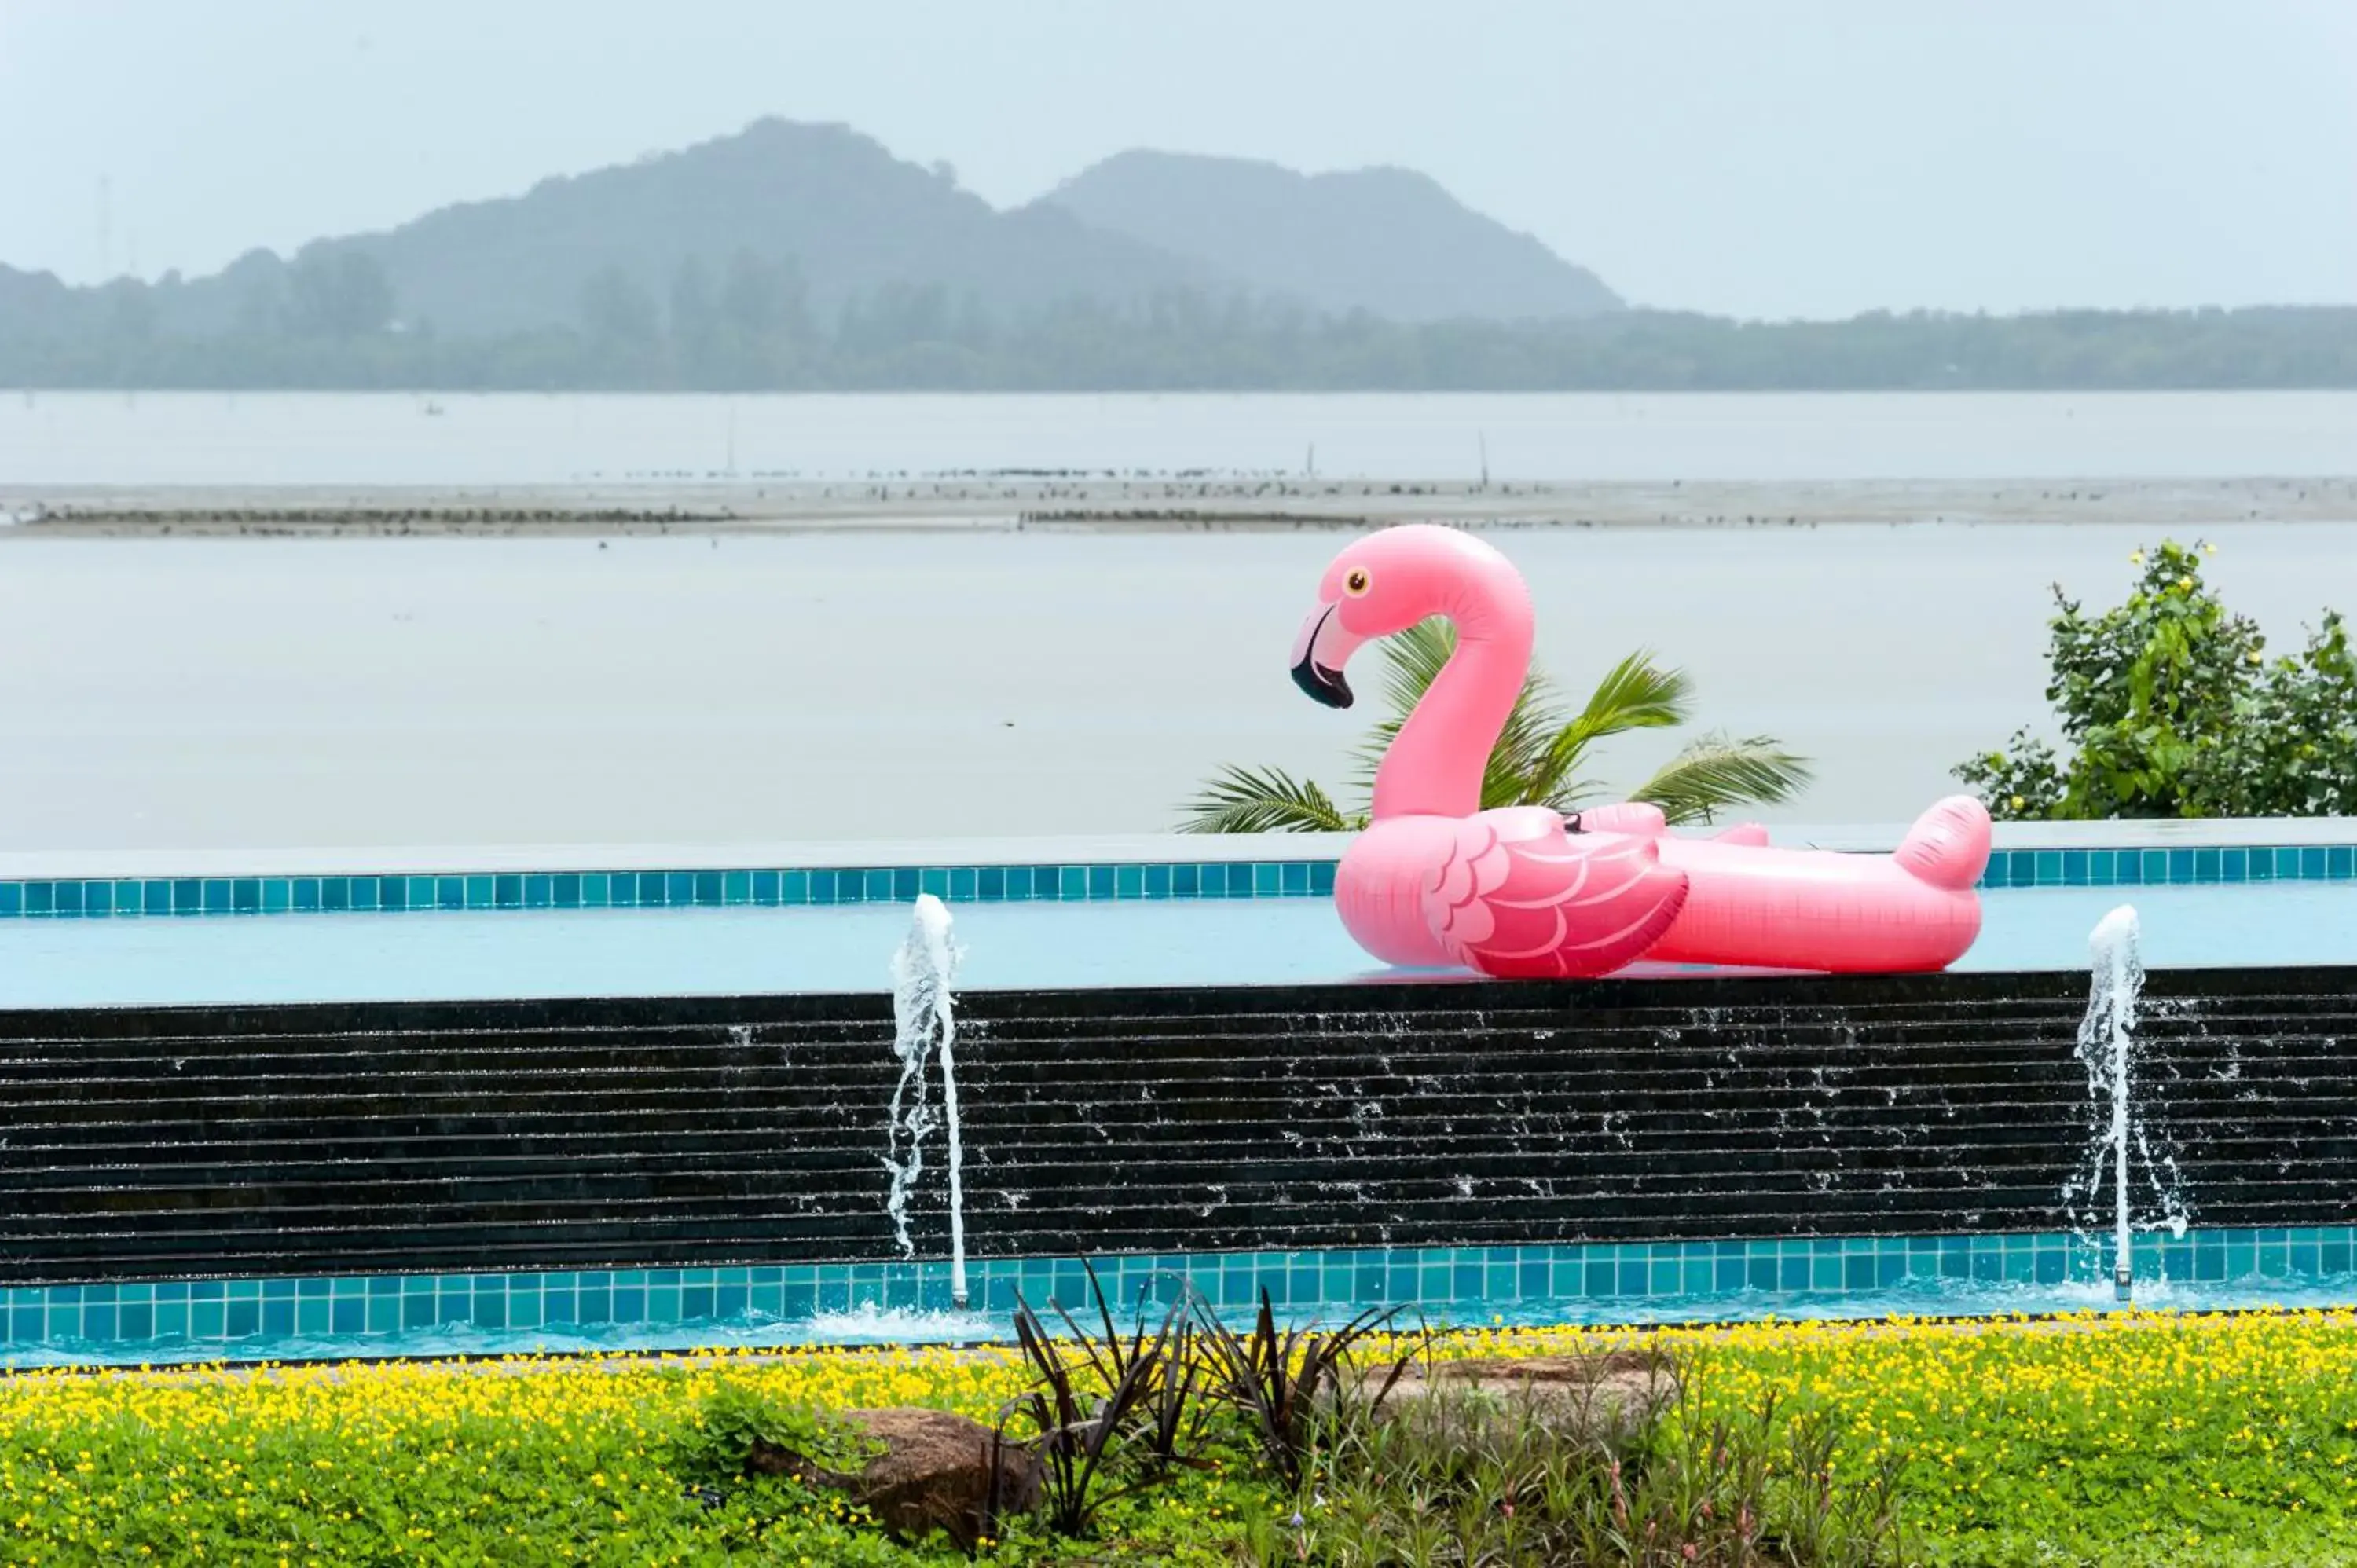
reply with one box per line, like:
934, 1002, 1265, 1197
0, 968, 2350, 1284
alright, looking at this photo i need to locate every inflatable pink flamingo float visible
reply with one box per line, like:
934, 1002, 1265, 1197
1288, 525, 1992, 979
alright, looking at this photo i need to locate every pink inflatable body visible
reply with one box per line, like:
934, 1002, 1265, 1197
1288, 525, 1991, 980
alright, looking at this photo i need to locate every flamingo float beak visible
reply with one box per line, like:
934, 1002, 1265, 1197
1289, 601, 1363, 709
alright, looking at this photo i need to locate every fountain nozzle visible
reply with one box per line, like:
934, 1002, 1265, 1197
2113, 1261, 2133, 1302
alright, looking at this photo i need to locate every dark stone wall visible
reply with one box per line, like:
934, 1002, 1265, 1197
0, 966, 2352, 1285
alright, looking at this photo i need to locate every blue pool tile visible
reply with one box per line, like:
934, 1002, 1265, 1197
2088, 850, 2115, 885
1309, 861, 1337, 896
1173, 863, 1200, 898
1061, 866, 1087, 900
526, 874, 554, 908
781, 870, 809, 904
866, 868, 896, 902
1000, 866, 1032, 902
695, 870, 725, 906
720, 871, 749, 906
750, 870, 779, 905
975, 866, 1003, 901
85, 881, 115, 915
53, 881, 82, 915
2195, 848, 2222, 884
1144, 864, 1171, 899
581, 872, 609, 907
2221, 848, 2246, 882
918, 867, 949, 899
1253, 863, 1280, 896
2061, 850, 2088, 886
260, 878, 290, 914
2115, 852, 2143, 886
2300, 846, 2328, 880
1087, 866, 1114, 899
2250, 848, 2276, 882
495, 874, 523, 909
21, 882, 57, 916
646, 872, 675, 907
139, 878, 170, 915
1979, 854, 2008, 890
2331, 846, 2356, 880
947, 867, 976, 901
348, 877, 378, 911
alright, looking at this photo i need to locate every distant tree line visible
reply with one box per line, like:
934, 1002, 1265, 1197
6, 248, 2355, 391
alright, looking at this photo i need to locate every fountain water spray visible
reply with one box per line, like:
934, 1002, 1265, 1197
885, 894, 968, 1308
2069, 905, 2189, 1300
2080, 907, 2142, 1299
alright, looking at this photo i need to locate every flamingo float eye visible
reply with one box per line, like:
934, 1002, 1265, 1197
1344, 569, 1371, 595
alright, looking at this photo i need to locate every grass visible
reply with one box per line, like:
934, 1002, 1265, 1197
8, 1308, 2357, 1563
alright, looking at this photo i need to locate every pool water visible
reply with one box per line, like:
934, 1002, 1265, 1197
4, 881, 2355, 1009
9, 1271, 2357, 1369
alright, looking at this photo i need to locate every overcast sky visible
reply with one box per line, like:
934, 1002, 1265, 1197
2, 0, 2352, 319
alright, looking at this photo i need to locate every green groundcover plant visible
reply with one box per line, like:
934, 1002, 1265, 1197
1957, 539, 2357, 820
15, 1306, 2357, 1564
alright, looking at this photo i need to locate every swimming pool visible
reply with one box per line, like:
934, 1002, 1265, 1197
3, 820, 2355, 1367
3, 876, 2354, 1010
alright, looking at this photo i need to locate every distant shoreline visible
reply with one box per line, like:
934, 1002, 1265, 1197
4, 476, 2354, 538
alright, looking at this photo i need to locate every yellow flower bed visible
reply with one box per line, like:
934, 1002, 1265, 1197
9, 1310, 2357, 1563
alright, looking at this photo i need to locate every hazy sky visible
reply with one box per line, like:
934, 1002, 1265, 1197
2, 0, 2352, 319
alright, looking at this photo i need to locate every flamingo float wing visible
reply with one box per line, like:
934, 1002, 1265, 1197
1422, 807, 1691, 979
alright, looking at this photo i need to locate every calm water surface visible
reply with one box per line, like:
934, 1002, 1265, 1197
6, 390, 2357, 485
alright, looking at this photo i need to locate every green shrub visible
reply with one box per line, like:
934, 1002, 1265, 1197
1956, 539, 2357, 819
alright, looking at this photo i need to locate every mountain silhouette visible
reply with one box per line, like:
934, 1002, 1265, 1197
1039, 149, 1621, 322
0, 118, 1619, 343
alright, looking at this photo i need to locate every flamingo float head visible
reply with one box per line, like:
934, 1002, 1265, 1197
1288, 524, 1530, 710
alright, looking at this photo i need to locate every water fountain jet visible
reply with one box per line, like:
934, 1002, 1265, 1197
885, 894, 969, 1309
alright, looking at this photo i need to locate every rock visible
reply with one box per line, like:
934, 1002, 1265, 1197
1387, 1350, 1678, 1439
747, 1406, 1042, 1549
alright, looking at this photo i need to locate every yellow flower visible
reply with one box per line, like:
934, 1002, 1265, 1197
2129, 551, 2145, 564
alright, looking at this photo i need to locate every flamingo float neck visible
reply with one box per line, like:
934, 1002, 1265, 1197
1372, 553, 1535, 822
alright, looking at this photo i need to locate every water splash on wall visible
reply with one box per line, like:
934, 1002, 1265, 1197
885, 894, 968, 1308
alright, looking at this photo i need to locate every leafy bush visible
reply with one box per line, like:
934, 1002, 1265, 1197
1957, 540, 2357, 819
1001, 1263, 1188, 1538
1193, 1290, 1419, 1490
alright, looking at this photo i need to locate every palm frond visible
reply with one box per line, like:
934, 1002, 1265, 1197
1175, 765, 1364, 835
1524, 651, 1695, 804
1632, 733, 1816, 826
